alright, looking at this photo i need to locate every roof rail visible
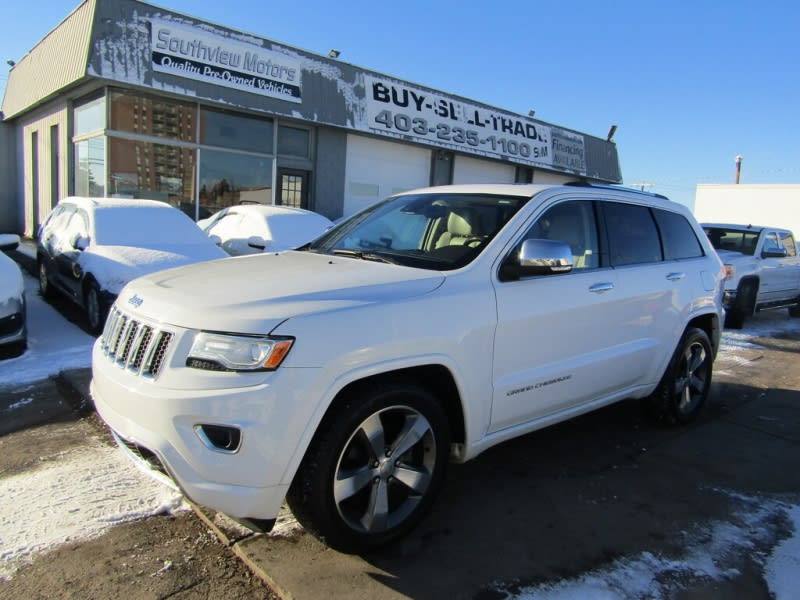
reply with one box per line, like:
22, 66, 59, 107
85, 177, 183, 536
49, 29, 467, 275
563, 181, 670, 201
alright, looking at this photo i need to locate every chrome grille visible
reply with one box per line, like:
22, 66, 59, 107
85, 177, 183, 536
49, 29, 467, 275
100, 306, 174, 379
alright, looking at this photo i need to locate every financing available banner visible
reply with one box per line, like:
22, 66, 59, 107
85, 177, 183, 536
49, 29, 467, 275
150, 18, 302, 103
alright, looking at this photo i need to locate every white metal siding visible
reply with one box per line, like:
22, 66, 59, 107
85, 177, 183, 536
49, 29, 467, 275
21, 105, 70, 236
531, 170, 575, 185
343, 134, 430, 216
694, 184, 800, 239
452, 155, 515, 184
1, 0, 94, 119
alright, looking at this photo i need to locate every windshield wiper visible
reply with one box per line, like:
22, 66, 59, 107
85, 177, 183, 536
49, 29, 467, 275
331, 248, 398, 264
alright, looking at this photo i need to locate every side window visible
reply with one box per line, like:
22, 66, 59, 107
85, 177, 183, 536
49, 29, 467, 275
63, 210, 90, 247
603, 202, 662, 266
523, 200, 599, 269
780, 232, 797, 257
653, 209, 704, 260
762, 232, 784, 254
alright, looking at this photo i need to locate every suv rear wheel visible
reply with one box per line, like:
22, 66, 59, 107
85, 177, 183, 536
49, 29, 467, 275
646, 327, 713, 425
287, 380, 450, 553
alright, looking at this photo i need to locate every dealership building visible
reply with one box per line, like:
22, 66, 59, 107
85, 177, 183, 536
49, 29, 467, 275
0, 0, 622, 236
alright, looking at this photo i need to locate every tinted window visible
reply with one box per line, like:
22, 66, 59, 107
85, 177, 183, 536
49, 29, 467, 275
703, 227, 760, 256
523, 200, 600, 269
762, 232, 784, 254
780, 232, 797, 256
653, 209, 704, 260
278, 126, 310, 157
604, 202, 662, 266
201, 108, 273, 153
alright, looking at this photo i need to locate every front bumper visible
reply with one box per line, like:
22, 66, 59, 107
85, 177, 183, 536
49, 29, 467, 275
91, 338, 318, 522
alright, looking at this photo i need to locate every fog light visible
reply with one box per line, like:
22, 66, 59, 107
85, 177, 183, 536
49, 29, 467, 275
195, 424, 242, 453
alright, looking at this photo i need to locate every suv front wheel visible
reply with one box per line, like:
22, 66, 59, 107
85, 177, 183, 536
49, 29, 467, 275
646, 327, 713, 425
287, 380, 450, 553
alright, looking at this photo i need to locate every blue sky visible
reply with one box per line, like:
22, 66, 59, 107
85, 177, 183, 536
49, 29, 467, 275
2, 0, 798, 209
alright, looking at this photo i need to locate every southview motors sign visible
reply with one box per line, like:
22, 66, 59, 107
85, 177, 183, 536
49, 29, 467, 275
150, 18, 302, 103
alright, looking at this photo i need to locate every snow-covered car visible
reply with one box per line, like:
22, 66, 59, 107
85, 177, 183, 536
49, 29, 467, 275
37, 197, 227, 333
0, 234, 27, 355
199, 204, 333, 256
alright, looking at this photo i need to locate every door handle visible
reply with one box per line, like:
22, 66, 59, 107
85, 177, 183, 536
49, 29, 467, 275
666, 272, 685, 281
589, 282, 614, 293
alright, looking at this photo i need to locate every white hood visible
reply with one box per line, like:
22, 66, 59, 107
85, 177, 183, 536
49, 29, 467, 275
80, 244, 227, 295
117, 251, 445, 333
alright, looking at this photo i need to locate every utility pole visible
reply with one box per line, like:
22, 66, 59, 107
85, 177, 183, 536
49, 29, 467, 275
629, 182, 655, 192
735, 155, 743, 184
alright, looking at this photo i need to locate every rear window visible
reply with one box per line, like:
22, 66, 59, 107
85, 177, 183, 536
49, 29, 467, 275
703, 227, 760, 256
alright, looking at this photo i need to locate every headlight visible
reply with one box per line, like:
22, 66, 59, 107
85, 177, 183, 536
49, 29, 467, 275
187, 332, 294, 372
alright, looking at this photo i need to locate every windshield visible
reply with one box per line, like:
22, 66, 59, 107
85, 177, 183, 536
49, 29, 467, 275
703, 226, 760, 256
308, 193, 529, 270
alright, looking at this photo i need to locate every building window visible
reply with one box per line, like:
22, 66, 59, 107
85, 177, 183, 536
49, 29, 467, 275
280, 173, 304, 208
201, 108, 273, 153
75, 96, 106, 136
75, 137, 106, 197
199, 149, 273, 217
50, 124, 60, 209
277, 125, 310, 157
108, 138, 196, 216
110, 91, 196, 142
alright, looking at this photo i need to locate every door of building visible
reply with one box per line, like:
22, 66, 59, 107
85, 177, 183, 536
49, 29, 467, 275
277, 169, 309, 209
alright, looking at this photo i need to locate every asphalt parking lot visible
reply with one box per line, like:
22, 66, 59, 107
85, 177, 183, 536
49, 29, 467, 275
3, 244, 800, 598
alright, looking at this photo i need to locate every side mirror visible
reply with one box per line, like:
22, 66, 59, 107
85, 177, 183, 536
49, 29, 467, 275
0, 233, 20, 252
70, 233, 90, 251
247, 235, 267, 251
762, 248, 788, 259
209, 234, 222, 246
500, 239, 573, 281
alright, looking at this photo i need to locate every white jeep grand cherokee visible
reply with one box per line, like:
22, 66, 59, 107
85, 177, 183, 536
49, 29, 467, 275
92, 183, 726, 552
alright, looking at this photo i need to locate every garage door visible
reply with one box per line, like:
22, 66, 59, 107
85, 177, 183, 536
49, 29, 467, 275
452, 155, 516, 184
343, 134, 431, 217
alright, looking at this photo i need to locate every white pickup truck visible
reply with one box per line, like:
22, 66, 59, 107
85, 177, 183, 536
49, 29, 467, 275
702, 223, 800, 328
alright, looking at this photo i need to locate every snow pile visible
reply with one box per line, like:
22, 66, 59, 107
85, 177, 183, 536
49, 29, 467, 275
0, 439, 186, 579
0, 274, 94, 388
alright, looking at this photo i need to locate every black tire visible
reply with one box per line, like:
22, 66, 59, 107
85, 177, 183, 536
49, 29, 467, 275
646, 327, 713, 426
725, 280, 757, 329
84, 279, 106, 335
38, 260, 54, 299
287, 380, 450, 553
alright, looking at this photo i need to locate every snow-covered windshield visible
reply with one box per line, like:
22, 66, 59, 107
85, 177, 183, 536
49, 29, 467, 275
308, 193, 529, 270
703, 226, 760, 256
93, 206, 210, 247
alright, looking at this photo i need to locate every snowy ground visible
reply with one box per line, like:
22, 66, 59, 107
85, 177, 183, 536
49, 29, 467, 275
1, 269, 799, 596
